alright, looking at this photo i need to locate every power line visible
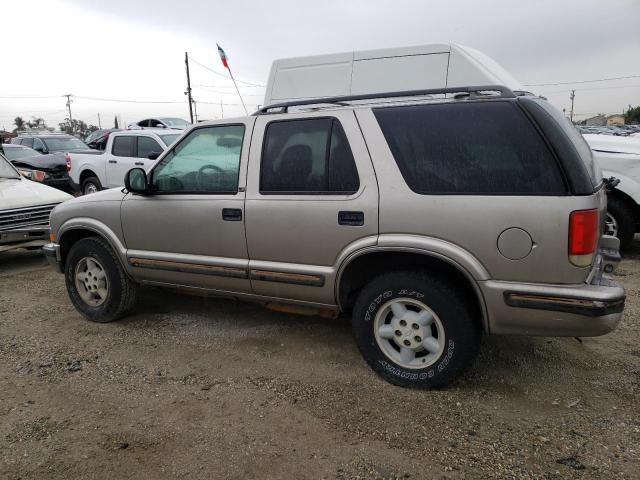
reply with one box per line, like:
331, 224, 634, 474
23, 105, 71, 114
535, 84, 640, 94
0, 95, 60, 99
188, 56, 265, 87
525, 74, 640, 87
194, 86, 264, 97
75, 95, 184, 104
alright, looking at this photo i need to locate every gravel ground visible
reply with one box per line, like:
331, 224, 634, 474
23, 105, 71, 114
0, 244, 638, 480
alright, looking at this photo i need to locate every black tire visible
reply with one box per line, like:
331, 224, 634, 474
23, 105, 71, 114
64, 236, 138, 323
606, 195, 636, 251
81, 176, 102, 195
352, 270, 481, 389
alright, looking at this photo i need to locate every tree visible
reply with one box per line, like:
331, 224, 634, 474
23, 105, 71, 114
13, 116, 25, 133
26, 117, 46, 129
624, 105, 640, 125
114, 115, 119, 129
58, 118, 98, 138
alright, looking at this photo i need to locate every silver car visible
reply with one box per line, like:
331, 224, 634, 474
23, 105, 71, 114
43, 85, 625, 388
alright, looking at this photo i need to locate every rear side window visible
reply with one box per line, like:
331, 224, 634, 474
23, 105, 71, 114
373, 102, 566, 195
112, 136, 134, 157
20, 138, 33, 148
260, 118, 359, 194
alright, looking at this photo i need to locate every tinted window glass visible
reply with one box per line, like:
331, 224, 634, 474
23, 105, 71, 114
153, 125, 244, 193
112, 136, 134, 157
137, 136, 162, 159
260, 118, 359, 194
32, 138, 45, 151
20, 138, 33, 148
42, 137, 87, 151
374, 102, 566, 194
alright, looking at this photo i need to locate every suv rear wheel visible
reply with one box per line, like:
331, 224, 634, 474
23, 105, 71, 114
352, 270, 481, 388
65, 237, 138, 322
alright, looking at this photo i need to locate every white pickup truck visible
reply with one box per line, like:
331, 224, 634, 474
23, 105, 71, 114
68, 129, 181, 194
584, 133, 640, 250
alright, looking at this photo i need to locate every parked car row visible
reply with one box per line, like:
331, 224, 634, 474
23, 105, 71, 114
576, 124, 640, 136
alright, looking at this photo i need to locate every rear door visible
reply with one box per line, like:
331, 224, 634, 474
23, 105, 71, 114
106, 135, 136, 187
244, 110, 378, 304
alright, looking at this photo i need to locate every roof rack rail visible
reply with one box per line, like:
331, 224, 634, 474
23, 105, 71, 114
255, 84, 516, 115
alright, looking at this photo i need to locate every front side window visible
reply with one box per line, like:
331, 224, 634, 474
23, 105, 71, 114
260, 118, 359, 194
20, 138, 33, 148
32, 138, 45, 151
112, 136, 134, 157
153, 125, 244, 193
373, 102, 566, 195
137, 136, 162, 159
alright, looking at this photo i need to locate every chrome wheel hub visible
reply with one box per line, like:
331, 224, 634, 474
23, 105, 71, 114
605, 212, 618, 237
74, 256, 109, 307
374, 298, 445, 369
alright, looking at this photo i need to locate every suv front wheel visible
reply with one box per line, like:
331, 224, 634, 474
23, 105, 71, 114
65, 237, 138, 322
352, 270, 481, 388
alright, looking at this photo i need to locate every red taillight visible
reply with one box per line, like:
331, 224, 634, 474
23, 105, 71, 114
569, 209, 598, 266
65, 153, 71, 172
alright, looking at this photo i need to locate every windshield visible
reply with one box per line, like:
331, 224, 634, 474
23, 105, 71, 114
159, 134, 181, 146
160, 118, 189, 128
0, 154, 21, 179
4, 146, 39, 161
44, 137, 88, 151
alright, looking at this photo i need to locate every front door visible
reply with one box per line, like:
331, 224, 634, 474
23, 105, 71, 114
121, 119, 255, 293
244, 110, 379, 305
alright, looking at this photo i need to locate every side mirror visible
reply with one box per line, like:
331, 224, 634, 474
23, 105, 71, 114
148, 151, 161, 160
124, 168, 149, 194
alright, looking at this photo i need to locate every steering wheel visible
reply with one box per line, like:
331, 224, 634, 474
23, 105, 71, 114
196, 164, 224, 189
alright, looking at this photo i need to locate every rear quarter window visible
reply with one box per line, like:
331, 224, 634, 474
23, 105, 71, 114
373, 101, 567, 195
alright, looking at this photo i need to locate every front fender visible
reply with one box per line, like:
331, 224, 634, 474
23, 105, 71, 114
601, 168, 640, 205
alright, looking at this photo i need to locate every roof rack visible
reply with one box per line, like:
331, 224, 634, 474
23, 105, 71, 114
255, 85, 516, 115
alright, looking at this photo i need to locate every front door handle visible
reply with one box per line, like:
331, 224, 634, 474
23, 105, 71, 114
108, 160, 117, 164
338, 211, 364, 226
222, 208, 242, 221
134, 161, 144, 166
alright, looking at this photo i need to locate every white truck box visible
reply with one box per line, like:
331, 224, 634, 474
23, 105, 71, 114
263, 44, 524, 106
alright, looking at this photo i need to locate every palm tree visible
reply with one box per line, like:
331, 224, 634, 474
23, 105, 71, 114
13, 116, 25, 133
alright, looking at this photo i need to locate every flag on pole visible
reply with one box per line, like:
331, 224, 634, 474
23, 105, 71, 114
217, 44, 229, 69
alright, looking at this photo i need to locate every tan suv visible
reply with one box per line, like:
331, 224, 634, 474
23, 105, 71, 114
43, 86, 625, 388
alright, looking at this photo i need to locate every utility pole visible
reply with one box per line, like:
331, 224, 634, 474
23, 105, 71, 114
569, 90, 575, 122
64, 94, 73, 122
192, 99, 198, 122
184, 52, 194, 124
220, 100, 224, 119
97, 113, 102, 129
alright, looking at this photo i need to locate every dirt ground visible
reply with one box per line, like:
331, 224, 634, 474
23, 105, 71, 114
0, 243, 638, 480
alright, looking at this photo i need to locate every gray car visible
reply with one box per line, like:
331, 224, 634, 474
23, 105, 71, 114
43, 85, 625, 388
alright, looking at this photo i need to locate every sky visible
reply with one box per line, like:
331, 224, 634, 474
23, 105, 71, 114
1, 0, 639, 131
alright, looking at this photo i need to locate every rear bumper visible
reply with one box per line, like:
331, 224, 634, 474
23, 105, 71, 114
482, 236, 624, 337
43, 242, 63, 273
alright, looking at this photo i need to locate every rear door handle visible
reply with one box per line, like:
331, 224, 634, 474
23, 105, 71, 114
222, 208, 242, 221
108, 160, 117, 164
338, 211, 364, 226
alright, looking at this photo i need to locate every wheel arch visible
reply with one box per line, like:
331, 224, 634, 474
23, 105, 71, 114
58, 219, 128, 272
79, 169, 99, 185
336, 247, 489, 332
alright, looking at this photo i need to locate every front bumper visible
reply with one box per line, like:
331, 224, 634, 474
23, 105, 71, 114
43, 242, 63, 273
482, 237, 625, 337
0, 226, 49, 253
